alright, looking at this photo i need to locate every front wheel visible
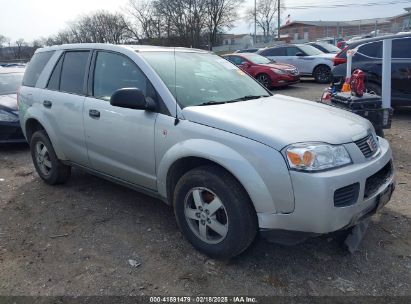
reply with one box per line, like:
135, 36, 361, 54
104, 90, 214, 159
173, 166, 258, 259
256, 73, 272, 89
313, 65, 332, 83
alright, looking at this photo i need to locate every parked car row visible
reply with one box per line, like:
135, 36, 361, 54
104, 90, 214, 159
234, 42, 340, 83
222, 53, 300, 89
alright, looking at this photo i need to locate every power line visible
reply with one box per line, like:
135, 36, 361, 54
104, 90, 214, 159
284, 0, 411, 9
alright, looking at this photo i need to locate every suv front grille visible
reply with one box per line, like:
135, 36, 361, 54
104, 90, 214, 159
334, 183, 360, 207
354, 133, 379, 158
364, 161, 393, 198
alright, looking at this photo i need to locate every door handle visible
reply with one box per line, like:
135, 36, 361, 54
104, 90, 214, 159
43, 100, 52, 108
89, 109, 100, 118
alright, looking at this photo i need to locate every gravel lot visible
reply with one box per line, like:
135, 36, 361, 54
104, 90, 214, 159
0, 80, 410, 296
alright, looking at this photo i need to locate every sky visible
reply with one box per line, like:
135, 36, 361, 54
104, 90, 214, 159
0, 0, 410, 42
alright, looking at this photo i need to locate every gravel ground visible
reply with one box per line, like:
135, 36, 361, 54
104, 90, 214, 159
0, 79, 410, 296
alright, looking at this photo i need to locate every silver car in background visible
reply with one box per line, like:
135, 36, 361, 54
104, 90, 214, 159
18, 44, 394, 258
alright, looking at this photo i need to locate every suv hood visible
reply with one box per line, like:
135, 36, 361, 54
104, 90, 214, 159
182, 95, 371, 150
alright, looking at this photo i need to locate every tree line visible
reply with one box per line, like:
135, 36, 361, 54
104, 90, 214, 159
1, 0, 283, 60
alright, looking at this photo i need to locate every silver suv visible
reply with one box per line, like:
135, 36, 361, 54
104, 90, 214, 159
19, 44, 394, 258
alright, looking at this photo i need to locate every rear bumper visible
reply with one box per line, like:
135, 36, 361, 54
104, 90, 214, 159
0, 121, 26, 143
257, 137, 394, 235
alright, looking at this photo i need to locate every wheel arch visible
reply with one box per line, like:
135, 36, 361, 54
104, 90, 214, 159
157, 139, 279, 214
312, 63, 331, 75
22, 109, 67, 160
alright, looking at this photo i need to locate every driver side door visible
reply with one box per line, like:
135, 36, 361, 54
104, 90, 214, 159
83, 50, 158, 190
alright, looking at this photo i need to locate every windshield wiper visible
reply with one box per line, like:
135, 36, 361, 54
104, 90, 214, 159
233, 95, 270, 101
198, 100, 229, 106
199, 95, 270, 106
198, 95, 269, 106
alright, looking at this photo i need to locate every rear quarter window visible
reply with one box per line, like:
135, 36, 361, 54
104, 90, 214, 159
358, 41, 382, 58
392, 37, 411, 59
260, 48, 285, 56
22, 51, 55, 87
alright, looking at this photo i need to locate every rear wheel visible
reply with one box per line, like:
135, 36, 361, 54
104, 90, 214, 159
173, 166, 257, 259
256, 73, 272, 89
313, 65, 331, 83
365, 82, 381, 96
30, 130, 71, 185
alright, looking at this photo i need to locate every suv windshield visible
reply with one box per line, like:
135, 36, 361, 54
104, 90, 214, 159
140, 51, 269, 108
297, 44, 324, 56
0, 72, 24, 95
317, 43, 340, 53
242, 53, 272, 64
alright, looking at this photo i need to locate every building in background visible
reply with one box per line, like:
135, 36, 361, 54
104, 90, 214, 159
279, 7, 411, 43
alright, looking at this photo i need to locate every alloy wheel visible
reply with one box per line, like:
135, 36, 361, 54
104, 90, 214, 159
184, 187, 229, 244
35, 141, 52, 176
257, 74, 270, 88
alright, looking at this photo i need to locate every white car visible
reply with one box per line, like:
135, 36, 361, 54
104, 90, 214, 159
258, 44, 335, 83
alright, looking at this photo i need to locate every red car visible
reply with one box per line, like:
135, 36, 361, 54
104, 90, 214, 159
223, 53, 300, 89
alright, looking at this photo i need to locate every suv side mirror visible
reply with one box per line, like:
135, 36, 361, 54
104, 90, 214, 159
110, 88, 154, 111
295, 52, 305, 57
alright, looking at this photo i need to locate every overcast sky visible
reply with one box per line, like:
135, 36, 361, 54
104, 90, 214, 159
0, 0, 409, 42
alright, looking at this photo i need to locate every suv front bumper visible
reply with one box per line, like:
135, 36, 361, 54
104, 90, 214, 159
258, 137, 394, 235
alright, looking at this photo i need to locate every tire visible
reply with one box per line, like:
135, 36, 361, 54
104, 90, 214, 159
313, 65, 332, 84
173, 165, 258, 259
366, 82, 381, 96
256, 73, 272, 89
30, 130, 71, 185
376, 128, 385, 138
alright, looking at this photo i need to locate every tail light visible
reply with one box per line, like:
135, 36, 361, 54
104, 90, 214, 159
333, 47, 348, 66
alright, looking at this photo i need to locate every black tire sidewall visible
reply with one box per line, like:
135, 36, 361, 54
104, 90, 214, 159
257, 73, 272, 89
314, 65, 331, 83
30, 131, 64, 185
174, 166, 257, 259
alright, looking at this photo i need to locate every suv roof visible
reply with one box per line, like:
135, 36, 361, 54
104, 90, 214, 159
35, 43, 209, 54
346, 32, 411, 48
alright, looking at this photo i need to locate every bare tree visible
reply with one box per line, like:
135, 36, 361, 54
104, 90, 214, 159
126, 0, 157, 40
0, 35, 10, 48
205, 0, 244, 49
245, 0, 283, 40
13, 39, 26, 59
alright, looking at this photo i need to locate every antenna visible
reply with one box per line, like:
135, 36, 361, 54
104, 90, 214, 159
173, 47, 180, 126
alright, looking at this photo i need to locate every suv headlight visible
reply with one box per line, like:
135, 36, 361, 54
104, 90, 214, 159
0, 110, 18, 122
284, 143, 352, 172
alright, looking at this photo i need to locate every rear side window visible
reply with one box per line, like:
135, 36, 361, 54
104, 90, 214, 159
93, 51, 147, 101
286, 47, 301, 56
22, 51, 54, 87
392, 38, 411, 58
60, 51, 90, 95
358, 41, 382, 58
260, 48, 285, 56
47, 55, 63, 91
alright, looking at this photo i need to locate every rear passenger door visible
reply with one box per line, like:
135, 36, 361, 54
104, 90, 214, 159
83, 50, 158, 190
259, 47, 286, 64
42, 50, 91, 166
392, 37, 411, 99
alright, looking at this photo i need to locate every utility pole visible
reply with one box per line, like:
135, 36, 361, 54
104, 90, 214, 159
277, 0, 281, 39
254, 0, 257, 45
